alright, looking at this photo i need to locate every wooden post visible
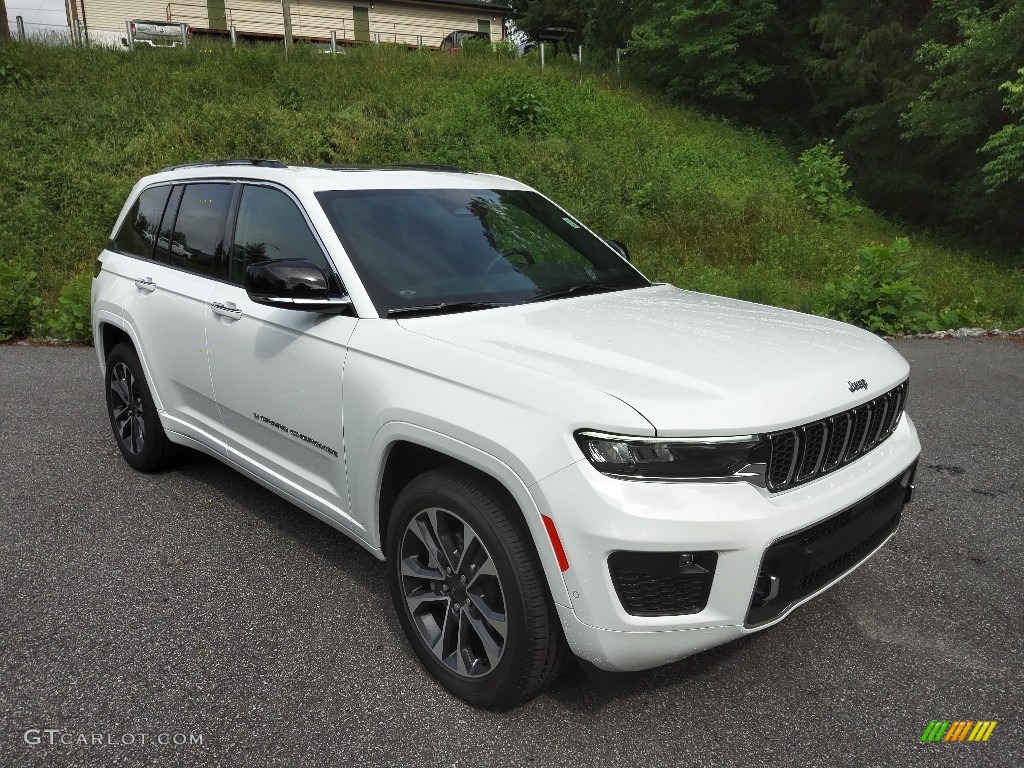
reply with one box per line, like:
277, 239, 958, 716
16, 15, 25, 42
331, 29, 337, 54
281, 0, 293, 55
230, 24, 237, 47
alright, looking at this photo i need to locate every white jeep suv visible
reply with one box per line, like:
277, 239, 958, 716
92, 160, 921, 706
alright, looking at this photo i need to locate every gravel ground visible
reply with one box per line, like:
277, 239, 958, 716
1, 338, 1021, 767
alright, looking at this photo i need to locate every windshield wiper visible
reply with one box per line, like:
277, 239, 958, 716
524, 282, 625, 304
386, 301, 511, 317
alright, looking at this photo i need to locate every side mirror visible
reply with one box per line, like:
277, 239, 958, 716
245, 259, 352, 313
606, 239, 630, 262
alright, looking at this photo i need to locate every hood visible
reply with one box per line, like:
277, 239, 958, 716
397, 284, 910, 435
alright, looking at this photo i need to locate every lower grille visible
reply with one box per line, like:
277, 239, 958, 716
746, 461, 916, 627
609, 551, 717, 616
798, 511, 901, 592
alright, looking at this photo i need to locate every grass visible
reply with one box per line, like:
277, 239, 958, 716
1, 38, 1022, 337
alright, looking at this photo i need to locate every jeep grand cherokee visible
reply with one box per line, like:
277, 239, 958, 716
92, 160, 921, 706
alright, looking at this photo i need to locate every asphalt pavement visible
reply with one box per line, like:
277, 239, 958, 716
1, 338, 1022, 767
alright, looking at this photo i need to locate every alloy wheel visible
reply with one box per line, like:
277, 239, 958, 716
398, 507, 508, 678
109, 362, 145, 455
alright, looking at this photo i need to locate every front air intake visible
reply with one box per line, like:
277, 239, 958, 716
608, 551, 717, 616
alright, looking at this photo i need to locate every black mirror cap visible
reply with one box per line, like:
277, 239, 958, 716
245, 259, 330, 308
606, 239, 630, 262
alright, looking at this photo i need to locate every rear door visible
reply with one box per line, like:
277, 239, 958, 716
110, 182, 230, 447
205, 183, 359, 529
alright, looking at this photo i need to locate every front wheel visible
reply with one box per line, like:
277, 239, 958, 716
386, 467, 566, 707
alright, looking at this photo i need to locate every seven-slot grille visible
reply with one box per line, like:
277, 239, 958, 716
766, 380, 908, 492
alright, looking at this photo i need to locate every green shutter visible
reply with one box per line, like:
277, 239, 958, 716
353, 7, 370, 42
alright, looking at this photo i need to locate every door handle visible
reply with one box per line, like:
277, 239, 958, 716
133, 277, 156, 293
211, 302, 242, 321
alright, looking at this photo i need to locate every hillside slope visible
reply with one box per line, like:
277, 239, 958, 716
1, 41, 1021, 333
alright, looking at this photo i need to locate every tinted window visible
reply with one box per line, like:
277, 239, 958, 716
168, 183, 233, 278
114, 185, 171, 258
153, 185, 183, 263
315, 188, 647, 313
230, 185, 329, 283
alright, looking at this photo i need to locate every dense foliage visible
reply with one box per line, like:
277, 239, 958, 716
515, 0, 1024, 249
0, 40, 1020, 342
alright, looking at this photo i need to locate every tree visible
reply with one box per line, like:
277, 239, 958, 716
981, 67, 1024, 191
627, 0, 779, 104
899, 0, 1024, 242
511, 0, 636, 59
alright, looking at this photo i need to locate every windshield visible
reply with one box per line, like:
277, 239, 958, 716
315, 188, 649, 315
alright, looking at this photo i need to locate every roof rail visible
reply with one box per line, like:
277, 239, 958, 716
322, 164, 467, 174
158, 159, 288, 172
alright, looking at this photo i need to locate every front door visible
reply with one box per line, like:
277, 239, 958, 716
205, 183, 359, 529
353, 6, 370, 42
207, 0, 227, 31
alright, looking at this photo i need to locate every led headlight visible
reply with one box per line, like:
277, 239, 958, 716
574, 430, 769, 483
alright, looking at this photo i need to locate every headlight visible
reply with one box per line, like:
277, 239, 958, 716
574, 430, 768, 483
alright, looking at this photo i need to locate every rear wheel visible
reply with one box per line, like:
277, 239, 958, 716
386, 467, 566, 706
105, 342, 180, 472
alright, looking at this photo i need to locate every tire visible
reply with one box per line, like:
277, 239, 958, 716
386, 467, 566, 707
104, 342, 180, 472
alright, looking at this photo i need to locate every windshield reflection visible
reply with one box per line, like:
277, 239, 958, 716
315, 188, 649, 314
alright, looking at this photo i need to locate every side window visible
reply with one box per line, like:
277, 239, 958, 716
113, 185, 171, 259
230, 185, 330, 284
168, 183, 233, 278
153, 185, 183, 264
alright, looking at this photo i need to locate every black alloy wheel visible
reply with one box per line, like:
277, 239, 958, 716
386, 467, 567, 706
104, 343, 179, 472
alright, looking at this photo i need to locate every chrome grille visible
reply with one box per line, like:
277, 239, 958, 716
766, 380, 908, 492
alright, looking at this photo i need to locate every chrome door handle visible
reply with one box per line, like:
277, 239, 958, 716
210, 302, 242, 321
133, 277, 156, 293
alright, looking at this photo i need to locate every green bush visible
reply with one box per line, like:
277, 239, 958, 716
491, 38, 518, 60
794, 140, 854, 221
0, 260, 41, 341
816, 239, 936, 335
935, 302, 994, 330
0, 50, 30, 89
46, 272, 93, 344
277, 84, 304, 111
459, 37, 492, 58
490, 75, 549, 133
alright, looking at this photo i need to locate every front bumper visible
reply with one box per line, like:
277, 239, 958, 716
531, 414, 921, 672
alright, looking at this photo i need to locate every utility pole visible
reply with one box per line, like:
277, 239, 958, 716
1, 1, 11, 41
281, 0, 293, 54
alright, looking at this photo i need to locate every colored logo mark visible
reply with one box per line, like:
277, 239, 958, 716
920, 721, 997, 742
